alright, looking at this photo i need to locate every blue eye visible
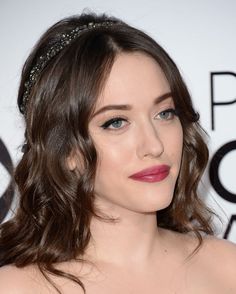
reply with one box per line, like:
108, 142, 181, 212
157, 108, 177, 120
101, 117, 128, 130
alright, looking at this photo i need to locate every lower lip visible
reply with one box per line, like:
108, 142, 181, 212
129, 170, 170, 183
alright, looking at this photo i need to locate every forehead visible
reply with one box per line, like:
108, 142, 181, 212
96, 52, 171, 108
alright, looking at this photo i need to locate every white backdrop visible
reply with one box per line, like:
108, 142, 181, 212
0, 0, 235, 242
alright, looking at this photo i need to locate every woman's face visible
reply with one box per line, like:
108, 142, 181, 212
88, 52, 183, 215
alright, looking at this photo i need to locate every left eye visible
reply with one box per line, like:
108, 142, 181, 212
157, 108, 177, 120
101, 117, 128, 130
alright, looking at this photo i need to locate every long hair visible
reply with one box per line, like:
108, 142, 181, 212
0, 12, 217, 293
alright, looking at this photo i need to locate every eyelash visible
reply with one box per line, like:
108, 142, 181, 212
100, 108, 178, 130
158, 108, 178, 120
101, 117, 128, 130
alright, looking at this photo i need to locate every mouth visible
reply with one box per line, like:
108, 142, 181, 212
128, 165, 170, 183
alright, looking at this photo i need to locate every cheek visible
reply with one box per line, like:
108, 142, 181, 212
173, 125, 183, 153
93, 135, 131, 176
92, 128, 136, 162
174, 126, 183, 167
93, 140, 131, 202
164, 122, 183, 164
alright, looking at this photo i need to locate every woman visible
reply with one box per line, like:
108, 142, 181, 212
0, 12, 235, 294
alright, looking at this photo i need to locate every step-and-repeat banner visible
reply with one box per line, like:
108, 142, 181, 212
0, 1, 235, 242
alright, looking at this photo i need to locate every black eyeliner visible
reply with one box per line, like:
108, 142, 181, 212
159, 108, 178, 116
100, 117, 127, 129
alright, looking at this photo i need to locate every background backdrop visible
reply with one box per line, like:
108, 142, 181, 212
0, 0, 235, 242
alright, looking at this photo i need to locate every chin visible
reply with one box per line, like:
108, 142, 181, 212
131, 193, 174, 214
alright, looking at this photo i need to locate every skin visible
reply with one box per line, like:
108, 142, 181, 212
85, 52, 183, 265
0, 52, 236, 294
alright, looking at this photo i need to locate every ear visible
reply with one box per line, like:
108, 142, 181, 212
67, 154, 77, 171
66, 148, 84, 171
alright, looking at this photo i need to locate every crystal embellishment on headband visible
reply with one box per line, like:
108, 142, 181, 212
20, 21, 116, 115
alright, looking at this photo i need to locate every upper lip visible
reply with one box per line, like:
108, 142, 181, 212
129, 164, 170, 178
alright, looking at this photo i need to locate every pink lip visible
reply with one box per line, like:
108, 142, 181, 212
129, 165, 170, 183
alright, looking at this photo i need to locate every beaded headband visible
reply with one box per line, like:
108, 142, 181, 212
20, 20, 116, 115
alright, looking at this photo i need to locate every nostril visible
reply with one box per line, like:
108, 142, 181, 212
138, 130, 164, 159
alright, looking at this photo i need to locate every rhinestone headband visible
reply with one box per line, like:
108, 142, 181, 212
20, 20, 116, 115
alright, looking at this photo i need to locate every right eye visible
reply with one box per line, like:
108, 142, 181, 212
156, 108, 177, 121
100, 117, 128, 130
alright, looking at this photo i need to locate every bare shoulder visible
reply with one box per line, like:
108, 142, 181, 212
0, 261, 94, 294
202, 235, 236, 252
198, 236, 236, 292
183, 233, 236, 267
186, 234, 236, 290
201, 236, 236, 272
170, 228, 236, 260
168, 231, 236, 292
0, 264, 54, 294
0, 264, 34, 293
160, 229, 236, 275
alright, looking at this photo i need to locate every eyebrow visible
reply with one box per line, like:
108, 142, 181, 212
91, 92, 173, 118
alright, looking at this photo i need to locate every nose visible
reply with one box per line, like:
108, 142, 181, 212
136, 119, 164, 159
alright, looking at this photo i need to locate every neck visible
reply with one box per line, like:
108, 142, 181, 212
84, 203, 168, 267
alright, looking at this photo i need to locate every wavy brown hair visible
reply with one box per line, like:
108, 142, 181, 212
0, 12, 218, 293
